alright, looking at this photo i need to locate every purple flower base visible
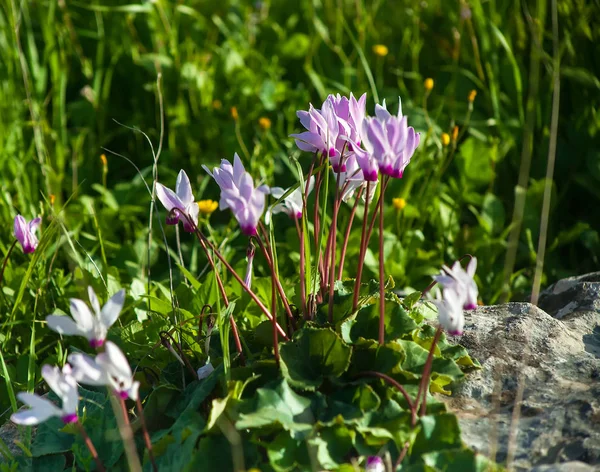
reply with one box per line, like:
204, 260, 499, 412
61, 413, 78, 424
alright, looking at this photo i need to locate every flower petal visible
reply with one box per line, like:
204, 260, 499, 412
11, 393, 61, 425
46, 315, 87, 337
69, 299, 95, 333
99, 289, 125, 331
156, 183, 184, 213
88, 286, 101, 317
175, 170, 194, 205
68, 353, 107, 386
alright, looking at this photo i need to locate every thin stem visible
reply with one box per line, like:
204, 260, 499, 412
200, 233, 288, 340
0, 240, 18, 287
76, 421, 105, 472
254, 235, 296, 331
354, 371, 414, 411
394, 442, 410, 470
378, 176, 387, 344
136, 398, 158, 472
294, 218, 307, 319
415, 326, 443, 422
112, 394, 142, 472
352, 180, 372, 311
338, 187, 363, 279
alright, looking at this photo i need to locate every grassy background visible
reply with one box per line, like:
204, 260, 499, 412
0, 0, 599, 421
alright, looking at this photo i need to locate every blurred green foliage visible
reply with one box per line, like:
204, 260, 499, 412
0, 0, 599, 451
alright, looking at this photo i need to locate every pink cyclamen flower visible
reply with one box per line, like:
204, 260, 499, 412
351, 98, 420, 179
11, 365, 79, 426
327, 92, 367, 146
365, 456, 385, 472
433, 257, 478, 310
13, 215, 41, 254
334, 154, 378, 203
46, 286, 125, 348
291, 100, 346, 170
69, 341, 140, 401
156, 170, 199, 232
202, 153, 270, 237
267, 176, 315, 222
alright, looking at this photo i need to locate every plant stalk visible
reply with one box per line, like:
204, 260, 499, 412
76, 421, 105, 472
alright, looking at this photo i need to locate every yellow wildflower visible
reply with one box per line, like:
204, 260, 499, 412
452, 125, 459, 142
231, 106, 239, 121
197, 200, 218, 215
441, 133, 450, 146
392, 198, 406, 211
212, 99, 222, 110
468, 89, 477, 102
258, 117, 271, 130
49, 194, 56, 206
100, 154, 107, 166
424, 78, 434, 91
372, 44, 389, 57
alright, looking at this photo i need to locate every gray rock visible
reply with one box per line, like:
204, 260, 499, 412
445, 300, 600, 471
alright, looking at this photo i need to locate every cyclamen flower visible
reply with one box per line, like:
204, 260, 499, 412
434, 287, 465, 336
202, 153, 270, 237
11, 365, 79, 426
156, 170, 199, 232
433, 258, 478, 310
14, 215, 41, 254
351, 98, 420, 179
197, 362, 215, 380
267, 176, 315, 222
365, 456, 385, 472
69, 341, 140, 401
292, 93, 367, 173
334, 154, 378, 203
46, 287, 125, 348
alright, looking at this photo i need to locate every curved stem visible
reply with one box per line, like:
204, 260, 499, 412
338, 187, 363, 280
76, 421, 105, 472
136, 398, 158, 472
354, 371, 414, 411
254, 235, 296, 331
352, 181, 371, 311
415, 326, 443, 421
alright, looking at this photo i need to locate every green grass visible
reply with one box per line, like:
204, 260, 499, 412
0, 0, 599, 433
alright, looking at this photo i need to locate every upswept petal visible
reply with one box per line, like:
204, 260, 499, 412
175, 170, 194, 206
69, 299, 95, 333
68, 353, 107, 386
88, 286, 101, 316
99, 289, 125, 331
46, 315, 87, 337
156, 183, 184, 213
11, 393, 61, 425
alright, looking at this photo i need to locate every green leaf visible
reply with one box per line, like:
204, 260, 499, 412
456, 138, 495, 187
236, 379, 312, 431
266, 431, 311, 472
31, 418, 74, 457
349, 299, 417, 343
349, 339, 405, 375
280, 327, 352, 390
412, 414, 462, 457
308, 425, 354, 470
480, 193, 505, 235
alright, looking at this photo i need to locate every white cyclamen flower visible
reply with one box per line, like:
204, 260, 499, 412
46, 287, 125, 348
434, 287, 465, 336
69, 341, 140, 401
197, 363, 215, 380
11, 365, 79, 426
433, 257, 478, 310
267, 176, 315, 223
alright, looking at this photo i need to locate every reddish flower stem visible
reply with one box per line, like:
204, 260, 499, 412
294, 218, 307, 319
136, 398, 158, 472
327, 163, 344, 323
415, 326, 443, 423
338, 187, 363, 280
76, 421, 105, 472
254, 235, 297, 331
198, 231, 289, 340
352, 180, 372, 311
378, 175, 389, 344
354, 371, 414, 411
